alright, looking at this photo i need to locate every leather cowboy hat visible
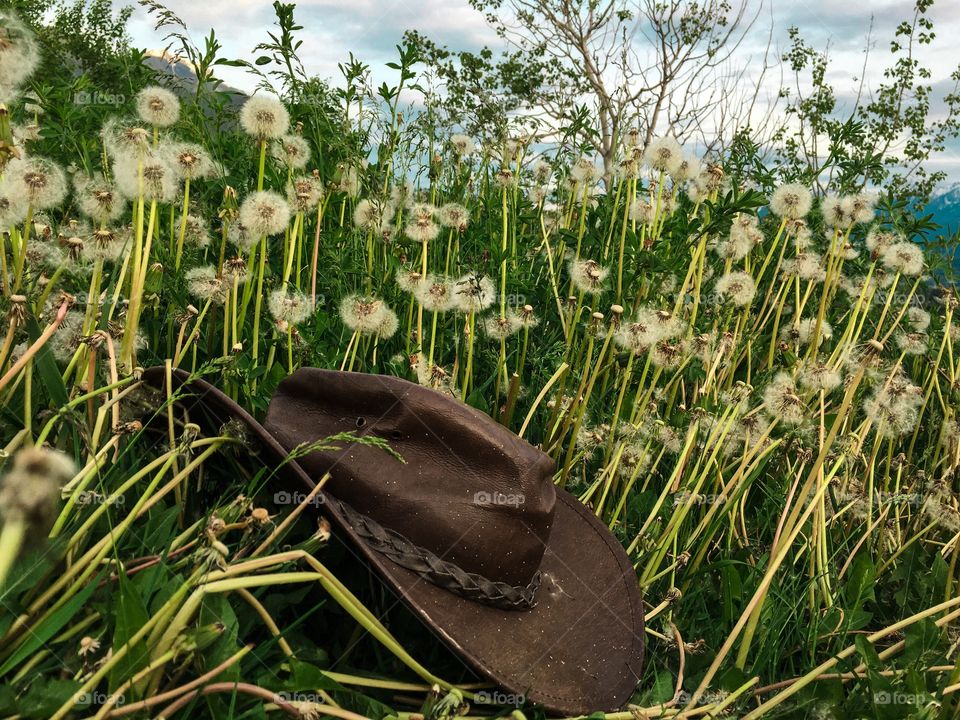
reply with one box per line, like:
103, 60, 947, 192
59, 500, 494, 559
142, 366, 644, 715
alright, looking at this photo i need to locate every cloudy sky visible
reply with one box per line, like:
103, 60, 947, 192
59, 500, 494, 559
119, 0, 960, 184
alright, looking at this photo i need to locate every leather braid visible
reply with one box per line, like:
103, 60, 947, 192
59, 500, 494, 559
327, 496, 540, 610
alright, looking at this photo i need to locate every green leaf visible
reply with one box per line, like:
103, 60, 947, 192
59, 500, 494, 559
24, 316, 68, 407
108, 571, 151, 693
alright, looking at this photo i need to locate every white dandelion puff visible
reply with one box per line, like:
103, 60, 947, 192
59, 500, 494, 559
239, 191, 291, 237
239, 95, 290, 139
135, 86, 180, 127
769, 183, 812, 220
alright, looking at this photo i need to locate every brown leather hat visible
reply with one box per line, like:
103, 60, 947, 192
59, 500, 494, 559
143, 366, 644, 714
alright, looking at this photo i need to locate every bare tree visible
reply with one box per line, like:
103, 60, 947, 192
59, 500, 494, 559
411, 0, 779, 173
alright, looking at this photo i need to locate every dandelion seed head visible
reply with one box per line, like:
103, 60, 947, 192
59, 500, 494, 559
226, 222, 258, 253
821, 195, 853, 229
866, 228, 900, 256
404, 203, 440, 243
239, 95, 290, 139
338, 163, 360, 197
74, 175, 123, 224
113, 151, 177, 203
714, 271, 756, 307
273, 134, 311, 169
135, 86, 180, 127
449, 134, 475, 156
339, 294, 389, 334
532, 159, 552, 183
239, 191, 291, 237
83, 227, 124, 264
438, 203, 469, 231
798, 360, 843, 393
0, 11, 40, 94
268, 289, 311, 326
453, 273, 496, 313
770, 183, 812, 219
177, 214, 211, 248
895, 331, 928, 356
570, 156, 601, 184
569, 258, 608, 294
6, 156, 67, 210
166, 142, 215, 180
880, 241, 924, 276
643, 136, 683, 174
672, 154, 702, 181
763, 372, 806, 426
415, 274, 456, 313
289, 174, 324, 213
907, 306, 930, 332
395, 267, 424, 294
186, 266, 228, 304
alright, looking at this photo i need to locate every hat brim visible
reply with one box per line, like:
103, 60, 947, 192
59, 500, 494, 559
142, 367, 644, 715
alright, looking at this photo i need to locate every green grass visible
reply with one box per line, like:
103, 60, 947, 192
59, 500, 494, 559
0, 6, 959, 720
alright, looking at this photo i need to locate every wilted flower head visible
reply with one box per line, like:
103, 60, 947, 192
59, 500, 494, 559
452, 273, 496, 313
438, 203, 469, 231
714, 271, 756, 307
186, 265, 228, 304
770, 183, 812, 220
880, 241, 924, 276
405, 203, 439, 243
239, 191, 291, 237
239, 95, 290, 139
268, 289, 312, 326
273, 134, 311, 169
569, 259, 608, 294
339, 294, 390, 334
643, 136, 683, 174
135, 86, 180, 127
0, 11, 41, 100
415, 274, 455, 312
450, 134, 475, 156
5, 156, 67, 210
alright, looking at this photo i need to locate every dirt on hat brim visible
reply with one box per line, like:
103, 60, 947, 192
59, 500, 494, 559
142, 367, 644, 715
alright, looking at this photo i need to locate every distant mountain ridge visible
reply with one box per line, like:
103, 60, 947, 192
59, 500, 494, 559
929, 183, 960, 236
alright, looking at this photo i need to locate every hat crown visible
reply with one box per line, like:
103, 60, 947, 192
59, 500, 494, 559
265, 369, 557, 590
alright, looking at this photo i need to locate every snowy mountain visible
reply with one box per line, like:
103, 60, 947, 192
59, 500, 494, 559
929, 183, 960, 235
